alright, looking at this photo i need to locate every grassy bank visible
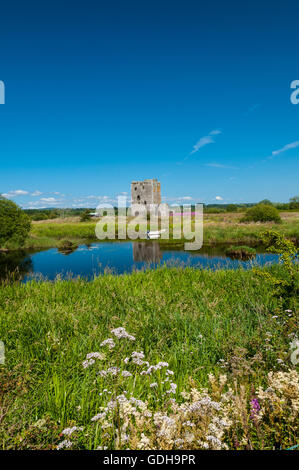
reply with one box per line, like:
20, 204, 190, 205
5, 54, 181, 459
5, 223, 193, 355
0, 265, 298, 449
24, 211, 299, 250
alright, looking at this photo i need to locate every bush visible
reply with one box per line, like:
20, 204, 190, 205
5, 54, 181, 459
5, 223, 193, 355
226, 204, 238, 212
289, 196, 299, 210
80, 209, 92, 222
253, 230, 298, 308
241, 204, 282, 223
0, 197, 31, 249
258, 199, 273, 206
225, 245, 256, 260
58, 240, 78, 254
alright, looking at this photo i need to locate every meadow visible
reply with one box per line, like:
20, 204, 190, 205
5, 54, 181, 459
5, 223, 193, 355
25, 211, 299, 250
0, 263, 298, 450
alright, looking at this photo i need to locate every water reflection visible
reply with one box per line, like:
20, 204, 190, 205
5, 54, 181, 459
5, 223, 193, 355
133, 242, 162, 263
0, 250, 33, 281
57, 241, 79, 256
0, 242, 280, 283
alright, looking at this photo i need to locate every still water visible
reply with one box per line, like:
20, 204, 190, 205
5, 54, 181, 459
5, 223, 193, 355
0, 241, 280, 283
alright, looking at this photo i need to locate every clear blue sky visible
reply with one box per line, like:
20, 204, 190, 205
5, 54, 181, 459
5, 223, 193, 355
0, 0, 298, 208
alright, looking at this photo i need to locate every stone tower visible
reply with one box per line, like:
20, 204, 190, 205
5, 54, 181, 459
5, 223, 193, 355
131, 179, 161, 207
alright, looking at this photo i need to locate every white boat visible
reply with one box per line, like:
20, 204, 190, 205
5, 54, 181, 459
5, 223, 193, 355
147, 229, 166, 239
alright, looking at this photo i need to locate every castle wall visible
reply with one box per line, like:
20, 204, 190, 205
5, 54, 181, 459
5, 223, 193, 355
131, 179, 161, 206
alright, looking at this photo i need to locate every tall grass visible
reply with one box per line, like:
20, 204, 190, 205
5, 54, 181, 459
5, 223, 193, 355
0, 265, 298, 448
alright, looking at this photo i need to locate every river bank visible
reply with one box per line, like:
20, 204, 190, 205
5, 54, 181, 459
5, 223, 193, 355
21, 211, 299, 251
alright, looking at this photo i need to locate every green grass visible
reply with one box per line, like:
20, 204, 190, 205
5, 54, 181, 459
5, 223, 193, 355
25, 214, 299, 250
0, 265, 298, 449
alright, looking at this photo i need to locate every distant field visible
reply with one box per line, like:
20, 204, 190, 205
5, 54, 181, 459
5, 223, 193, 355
25, 211, 299, 250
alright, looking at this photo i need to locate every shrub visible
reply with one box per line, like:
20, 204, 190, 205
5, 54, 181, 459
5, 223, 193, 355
0, 197, 31, 249
253, 230, 298, 308
241, 204, 281, 223
258, 199, 273, 206
225, 245, 256, 260
80, 209, 92, 222
289, 196, 299, 210
226, 204, 238, 212
58, 240, 78, 254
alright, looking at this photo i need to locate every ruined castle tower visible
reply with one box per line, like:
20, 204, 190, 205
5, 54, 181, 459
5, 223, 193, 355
131, 179, 161, 207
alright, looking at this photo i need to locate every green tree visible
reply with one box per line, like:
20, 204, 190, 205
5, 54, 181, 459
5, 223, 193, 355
258, 199, 273, 205
0, 197, 31, 249
226, 204, 238, 212
80, 209, 92, 222
241, 204, 281, 223
289, 196, 299, 210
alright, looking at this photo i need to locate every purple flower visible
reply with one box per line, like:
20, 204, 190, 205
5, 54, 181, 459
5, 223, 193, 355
250, 398, 260, 420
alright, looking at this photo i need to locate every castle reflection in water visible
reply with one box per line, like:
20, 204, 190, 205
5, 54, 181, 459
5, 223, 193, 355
133, 242, 162, 263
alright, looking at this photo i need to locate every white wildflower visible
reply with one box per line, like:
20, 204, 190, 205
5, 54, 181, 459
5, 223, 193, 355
166, 382, 177, 394
132, 351, 145, 359
91, 412, 106, 422
100, 338, 115, 349
57, 439, 72, 450
107, 366, 120, 375
137, 433, 151, 450
82, 358, 95, 368
111, 327, 135, 341
150, 382, 158, 388
183, 420, 195, 427
206, 435, 222, 448
122, 370, 132, 377
61, 426, 83, 436
86, 352, 104, 360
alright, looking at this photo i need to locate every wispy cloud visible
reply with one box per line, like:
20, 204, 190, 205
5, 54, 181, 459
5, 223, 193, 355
205, 163, 239, 169
190, 129, 222, 155
2, 189, 29, 198
209, 129, 222, 136
270, 141, 299, 158
214, 196, 223, 201
40, 197, 60, 203
176, 129, 222, 166
31, 190, 42, 196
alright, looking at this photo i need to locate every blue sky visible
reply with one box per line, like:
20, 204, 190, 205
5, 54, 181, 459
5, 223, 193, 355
0, 0, 298, 208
